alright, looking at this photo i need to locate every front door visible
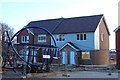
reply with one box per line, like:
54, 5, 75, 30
62, 51, 75, 64
62, 51, 67, 64
70, 51, 75, 64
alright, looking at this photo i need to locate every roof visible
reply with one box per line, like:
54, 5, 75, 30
59, 42, 79, 51
27, 14, 103, 34
114, 26, 120, 32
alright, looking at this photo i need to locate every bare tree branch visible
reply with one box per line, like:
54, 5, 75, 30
0, 22, 15, 56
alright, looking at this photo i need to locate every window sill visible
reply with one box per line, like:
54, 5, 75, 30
77, 40, 87, 41
21, 41, 29, 43
38, 41, 46, 42
56, 41, 65, 42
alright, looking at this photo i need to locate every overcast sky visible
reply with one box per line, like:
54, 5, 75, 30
0, 0, 119, 49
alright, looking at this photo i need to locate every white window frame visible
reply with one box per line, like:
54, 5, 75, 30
38, 35, 46, 42
77, 33, 87, 41
21, 36, 29, 43
56, 34, 65, 42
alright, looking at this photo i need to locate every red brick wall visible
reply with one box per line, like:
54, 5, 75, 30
17, 29, 34, 51
97, 17, 109, 65
34, 34, 51, 45
88, 17, 109, 65
99, 18, 109, 50
17, 29, 34, 44
116, 30, 120, 51
115, 28, 120, 69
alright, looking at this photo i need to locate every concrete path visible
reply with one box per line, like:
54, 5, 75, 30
47, 71, 118, 78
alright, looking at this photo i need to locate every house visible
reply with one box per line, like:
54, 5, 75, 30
114, 26, 120, 69
114, 26, 120, 51
17, 14, 110, 65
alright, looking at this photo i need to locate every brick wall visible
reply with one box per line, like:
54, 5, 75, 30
34, 34, 51, 45
97, 17, 109, 65
17, 29, 34, 44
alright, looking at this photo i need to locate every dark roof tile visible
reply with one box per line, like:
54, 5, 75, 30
27, 14, 103, 34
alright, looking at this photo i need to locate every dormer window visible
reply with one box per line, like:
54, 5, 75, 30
77, 34, 86, 41
38, 35, 46, 42
21, 36, 29, 43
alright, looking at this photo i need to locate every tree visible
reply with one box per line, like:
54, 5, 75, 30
0, 23, 15, 56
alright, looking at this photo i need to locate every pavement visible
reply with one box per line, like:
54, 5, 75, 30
1, 71, 120, 80
47, 71, 118, 78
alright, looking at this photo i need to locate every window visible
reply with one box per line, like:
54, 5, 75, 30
56, 35, 65, 41
56, 35, 59, 41
38, 35, 46, 42
77, 34, 79, 40
62, 35, 65, 41
60, 35, 62, 41
101, 33, 104, 41
80, 34, 83, 40
77, 34, 87, 41
84, 34, 86, 40
21, 36, 29, 43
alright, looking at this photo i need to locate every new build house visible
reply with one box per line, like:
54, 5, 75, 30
17, 14, 110, 65
114, 26, 120, 69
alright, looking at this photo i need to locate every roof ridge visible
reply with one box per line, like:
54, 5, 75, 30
64, 14, 103, 20
28, 14, 103, 23
29, 18, 63, 23
27, 14, 104, 34
52, 18, 64, 33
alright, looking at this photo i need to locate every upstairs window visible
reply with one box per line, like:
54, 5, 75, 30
77, 34, 79, 40
101, 33, 104, 41
56, 35, 65, 41
84, 34, 86, 40
38, 35, 46, 42
77, 34, 86, 41
21, 36, 29, 43
80, 34, 83, 40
